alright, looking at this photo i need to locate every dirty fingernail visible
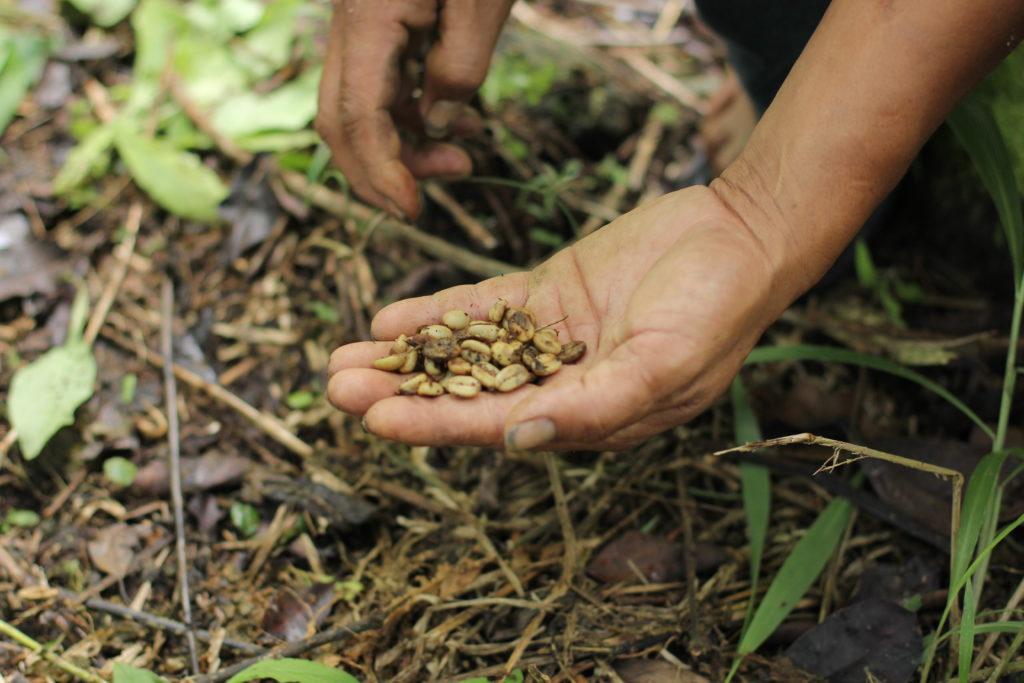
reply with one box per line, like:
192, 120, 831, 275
383, 199, 407, 222
425, 100, 463, 138
504, 418, 555, 451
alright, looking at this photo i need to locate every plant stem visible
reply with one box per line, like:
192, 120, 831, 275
0, 618, 108, 683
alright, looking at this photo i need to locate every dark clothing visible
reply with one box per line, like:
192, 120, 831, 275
694, 0, 831, 113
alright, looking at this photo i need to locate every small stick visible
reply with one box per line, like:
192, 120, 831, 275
101, 327, 314, 459
0, 618, 107, 683
424, 182, 499, 250
161, 278, 199, 675
610, 48, 705, 113
191, 614, 384, 683
84, 201, 143, 345
544, 452, 579, 584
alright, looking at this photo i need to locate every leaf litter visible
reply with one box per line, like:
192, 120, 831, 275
0, 1, 1023, 681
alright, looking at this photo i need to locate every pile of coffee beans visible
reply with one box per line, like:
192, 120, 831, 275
373, 299, 586, 398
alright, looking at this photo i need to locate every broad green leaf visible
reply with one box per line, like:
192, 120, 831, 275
235, 130, 321, 153
9, 341, 97, 460
104, 456, 138, 487
240, 0, 303, 74
230, 502, 260, 538
738, 494, 853, 654
211, 67, 321, 139
0, 32, 52, 135
746, 344, 992, 439
128, 0, 187, 110
114, 122, 228, 221
6, 509, 40, 528
52, 123, 116, 195
113, 662, 166, 683
948, 96, 1024, 284
951, 450, 1007, 589
225, 659, 360, 683
66, 0, 138, 27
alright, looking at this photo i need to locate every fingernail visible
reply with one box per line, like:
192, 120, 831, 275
425, 100, 463, 138
361, 417, 374, 435
504, 418, 556, 451
383, 199, 407, 222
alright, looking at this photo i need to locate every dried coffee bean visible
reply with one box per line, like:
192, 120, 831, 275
417, 380, 445, 396
521, 344, 539, 367
398, 373, 429, 395
557, 340, 586, 364
391, 334, 410, 354
423, 337, 459, 361
529, 352, 562, 377
373, 353, 408, 371
424, 358, 444, 378
447, 357, 472, 375
504, 307, 536, 342
490, 340, 522, 366
496, 364, 532, 392
465, 323, 501, 342
400, 349, 419, 373
460, 339, 491, 364
447, 375, 482, 398
442, 310, 470, 330
488, 298, 508, 323
532, 328, 562, 355
420, 324, 454, 340
471, 361, 500, 389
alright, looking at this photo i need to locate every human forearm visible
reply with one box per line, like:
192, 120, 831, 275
715, 0, 1024, 297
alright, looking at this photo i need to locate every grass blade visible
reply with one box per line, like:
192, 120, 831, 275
746, 344, 992, 439
959, 579, 976, 682
737, 493, 854, 655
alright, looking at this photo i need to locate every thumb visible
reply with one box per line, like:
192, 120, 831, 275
503, 350, 663, 451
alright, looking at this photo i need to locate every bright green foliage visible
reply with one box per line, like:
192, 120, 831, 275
285, 391, 315, 410
113, 121, 229, 221
5, 509, 41, 529
52, 124, 116, 197
974, 45, 1024, 191
481, 51, 560, 107
65, 0, 137, 27
0, 28, 54, 135
113, 663, 166, 683
225, 659, 360, 683
230, 502, 261, 538
104, 456, 138, 487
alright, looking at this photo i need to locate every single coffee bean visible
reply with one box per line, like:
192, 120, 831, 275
442, 310, 470, 330
447, 375, 482, 398
496, 364, 532, 392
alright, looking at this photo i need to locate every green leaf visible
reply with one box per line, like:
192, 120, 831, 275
211, 67, 321, 139
948, 95, 1024, 284
746, 344, 993, 439
129, 0, 187, 110
66, 0, 138, 27
958, 579, 976, 682
738, 494, 853, 655
53, 123, 117, 195
285, 391, 314, 410
9, 341, 97, 460
230, 502, 260, 538
239, 0, 303, 74
114, 121, 228, 221
6, 509, 41, 528
0, 32, 52, 135
113, 662, 166, 683
225, 659, 360, 683
104, 456, 138, 487
951, 450, 1007, 588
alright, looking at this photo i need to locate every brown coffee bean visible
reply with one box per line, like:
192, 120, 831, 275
423, 337, 459, 360
447, 357, 472, 375
417, 380, 445, 396
398, 373, 428, 394
488, 298, 508, 323
471, 361, 500, 389
442, 310, 470, 330
496, 364, 532, 392
532, 328, 562, 355
447, 375, 482, 398
521, 344, 539, 367
504, 307, 536, 342
557, 340, 586, 364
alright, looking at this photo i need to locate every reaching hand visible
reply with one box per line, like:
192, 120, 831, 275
327, 185, 807, 451
315, 0, 514, 221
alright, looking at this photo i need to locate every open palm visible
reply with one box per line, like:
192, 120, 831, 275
328, 185, 798, 451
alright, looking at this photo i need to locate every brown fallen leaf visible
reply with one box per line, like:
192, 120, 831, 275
133, 452, 252, 497
260, 583, 335, 642
87, 523, 141, 577
586, 530, 726, 584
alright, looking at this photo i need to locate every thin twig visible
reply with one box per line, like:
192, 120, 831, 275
84, 202, 143, 345
0, 618, 107, 683
162, 278, 199, 675
192, 614, 384, 683
101, 327, 314, 459
424, 182, 499, 250
544, 452, 579, 585
278, 171, 517, 279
